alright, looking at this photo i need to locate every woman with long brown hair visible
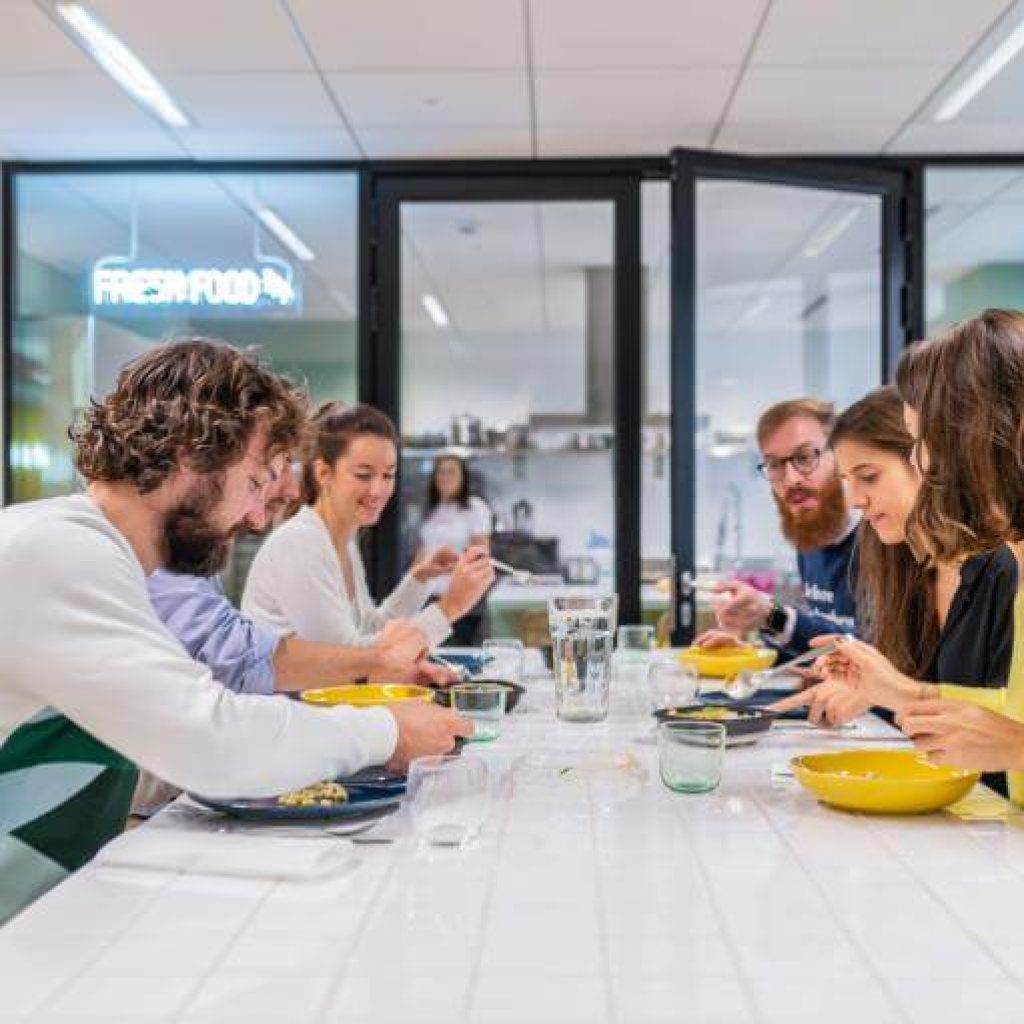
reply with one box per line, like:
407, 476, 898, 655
242, 402, 494, 656
780, 310, 1024, 803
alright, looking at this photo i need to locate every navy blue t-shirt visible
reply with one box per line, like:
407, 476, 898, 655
783, 526, 858, 655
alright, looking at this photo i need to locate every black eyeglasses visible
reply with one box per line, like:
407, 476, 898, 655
757, 445, 823, 482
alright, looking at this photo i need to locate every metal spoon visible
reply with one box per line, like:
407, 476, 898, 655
724, 641, 842, 701
490, 557, 533, 585
429, 653, 470, 681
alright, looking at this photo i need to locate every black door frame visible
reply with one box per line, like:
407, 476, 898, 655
669, 148, 913, 642
367, 171, 644, 624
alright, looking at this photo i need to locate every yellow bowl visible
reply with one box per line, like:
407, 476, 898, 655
676, 645, 777, 679
300, 683, 435, 708
791, 749, 979, 815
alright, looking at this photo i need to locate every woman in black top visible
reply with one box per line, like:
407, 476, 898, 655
781, 387, 1016, 789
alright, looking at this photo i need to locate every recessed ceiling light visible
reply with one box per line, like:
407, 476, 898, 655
422, 293, 449, 328
55, 3, 190, 129
256, 207, 316, 262
803, 207, 860, 259
934, 16, 1024, 122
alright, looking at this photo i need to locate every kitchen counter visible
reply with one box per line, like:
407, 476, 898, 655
3, 677, 1023, 1023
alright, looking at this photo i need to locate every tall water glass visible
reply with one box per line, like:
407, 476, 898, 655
482, 638, 525, 684
548, 594, 619, 638
552, 626, 613, 722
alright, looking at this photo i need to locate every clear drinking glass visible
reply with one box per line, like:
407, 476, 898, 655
552, 626, 613, 723
449, 683, 507, 742
406, 754, 490, 847
648, 659, 700, 712
658, 720, 726, 793
615, 624, 655, 686
548, 594, 619, 638
482, 638, 525, 684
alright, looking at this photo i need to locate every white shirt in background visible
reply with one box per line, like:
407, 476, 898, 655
417, 497, 492, 596
242, 505, 452, 649
0, 495, 398, 797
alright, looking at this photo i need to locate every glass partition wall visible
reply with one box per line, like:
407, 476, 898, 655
9, 169, 360, 597
3, 156, 915, 637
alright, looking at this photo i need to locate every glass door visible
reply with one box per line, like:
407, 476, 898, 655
370, 175, 641, 643
670, 153, 909, 642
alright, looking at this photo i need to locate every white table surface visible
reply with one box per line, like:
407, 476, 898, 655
5, 675, 1024, 1024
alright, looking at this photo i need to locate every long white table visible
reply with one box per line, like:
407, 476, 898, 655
4, 677, 1024, 1023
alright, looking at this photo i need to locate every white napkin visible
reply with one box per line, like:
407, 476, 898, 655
94, 828, 356, 881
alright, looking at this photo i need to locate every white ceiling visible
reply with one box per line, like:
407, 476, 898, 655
0, 0, 1021, 160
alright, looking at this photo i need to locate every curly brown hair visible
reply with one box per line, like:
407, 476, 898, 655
71, 338, 309, 493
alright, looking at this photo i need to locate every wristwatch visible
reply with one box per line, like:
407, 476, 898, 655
764, 599, 789, 635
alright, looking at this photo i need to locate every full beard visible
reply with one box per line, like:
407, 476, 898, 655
775, 473, 849, 553
163, 474, 238, 576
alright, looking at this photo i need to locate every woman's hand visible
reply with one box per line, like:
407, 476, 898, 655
412, 545, 460, 582
769, 680, 873, 727
810, 635, 931, 712
899, 699, 1024, 772
371, 620, 429, 679
438, 546, 495, 623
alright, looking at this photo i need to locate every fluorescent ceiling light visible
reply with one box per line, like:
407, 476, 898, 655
803, 207, 860, 258
256, 207, 316, 262
56, 3, 190, 129
935, 16, 1024, 122
422, 294, 449, 328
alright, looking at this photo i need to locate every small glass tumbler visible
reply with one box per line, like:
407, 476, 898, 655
658, 720, 726, 794
406, 754, 490, 847
552, 626, 613, 723
647, 659, 700, 712
615, 624, 655, 686
450, 683, 507, 742
482, 638, 525, 684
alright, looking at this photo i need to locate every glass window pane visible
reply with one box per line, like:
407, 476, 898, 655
398, 200, 615, 644
694, 180, 882, 614
926, 166, 1024, 333
12, 170, 359, 595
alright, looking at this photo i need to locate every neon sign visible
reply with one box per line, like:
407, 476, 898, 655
90, 262, 299, 312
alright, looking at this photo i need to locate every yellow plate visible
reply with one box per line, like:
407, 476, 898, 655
791, 749, 979, 815
300, 683, 435, 708
676, 645, 777, 679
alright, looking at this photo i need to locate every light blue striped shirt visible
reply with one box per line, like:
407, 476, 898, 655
147, 570, 281, 696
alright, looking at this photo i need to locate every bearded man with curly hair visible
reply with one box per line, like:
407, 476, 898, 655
0, 339, 470, 923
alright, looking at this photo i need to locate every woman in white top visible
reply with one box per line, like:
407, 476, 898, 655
417, 453, 492, 645
242, 403, 494, 658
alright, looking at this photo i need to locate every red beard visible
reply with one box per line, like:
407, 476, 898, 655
774, 473, 849, 552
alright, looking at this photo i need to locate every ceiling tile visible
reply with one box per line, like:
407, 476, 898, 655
535, 69, 734, 125
288, 0, 526, 70
754, 0, 1008, 66
355, 124, 531, 158
1, 128, 184, 159
165, 73, 340, 128
179, 127, 362, 160
728, 67, 946, 124
327, 71, 528, 127
88, 0, 311, 71
0, 72, 157, 129
0, 1, 94, 72
938, 55, 1024, 124
715, 119, 894, 154
531, 0, 765, 68
888, 121, 1024, 154
537, 122, 712, 157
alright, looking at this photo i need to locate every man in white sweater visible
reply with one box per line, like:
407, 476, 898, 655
0, 339, 470, 923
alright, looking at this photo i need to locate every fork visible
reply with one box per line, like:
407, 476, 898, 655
490, 557, 533, 584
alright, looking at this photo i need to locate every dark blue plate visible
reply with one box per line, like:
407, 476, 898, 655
703, 687, 809, 720
190, 785, 402, 822
430, 651, 492, 676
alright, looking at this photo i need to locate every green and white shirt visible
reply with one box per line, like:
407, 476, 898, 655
0, 495, 399, 923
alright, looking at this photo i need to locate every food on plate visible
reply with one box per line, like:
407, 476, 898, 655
663, 706, 738, 721
276, 781, 349, 807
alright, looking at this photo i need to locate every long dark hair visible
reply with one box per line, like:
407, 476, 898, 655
896, 308, 1024, 561
424, 454, 471, 513
300, 401, 399, 506
830, 386, 936, 676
